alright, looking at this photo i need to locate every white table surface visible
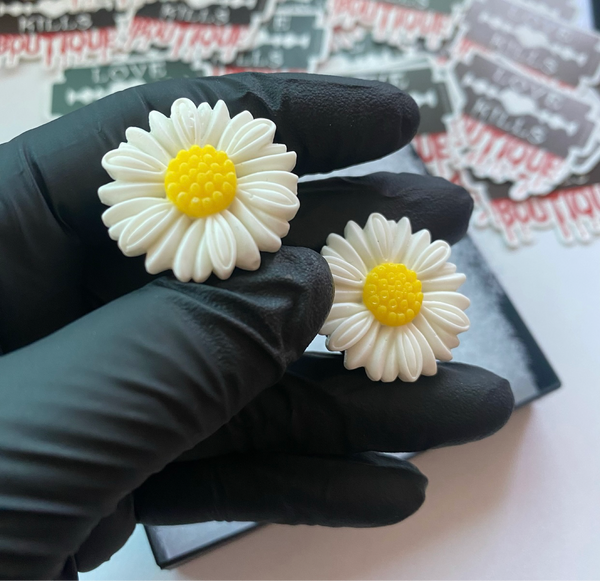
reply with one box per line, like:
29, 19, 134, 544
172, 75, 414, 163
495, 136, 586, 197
2, 3, 600, 578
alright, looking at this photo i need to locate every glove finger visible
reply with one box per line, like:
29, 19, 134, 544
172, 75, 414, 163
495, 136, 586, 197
0, 246, 331, 580
0, 73, 416, 348
134, 452, 427, 528
288, 172, 473, 250
179, 355, 514, 461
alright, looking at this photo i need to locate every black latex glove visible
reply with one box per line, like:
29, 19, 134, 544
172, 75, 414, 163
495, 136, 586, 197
0, 73, 514, 580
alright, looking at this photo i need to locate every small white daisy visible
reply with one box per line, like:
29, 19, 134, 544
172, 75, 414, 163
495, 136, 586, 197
319, 213, 470, 383
99, 98, 299, 282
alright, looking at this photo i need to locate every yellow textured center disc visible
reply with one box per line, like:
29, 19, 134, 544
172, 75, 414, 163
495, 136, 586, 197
164, 144, 237, 218
363, 263, 424, 326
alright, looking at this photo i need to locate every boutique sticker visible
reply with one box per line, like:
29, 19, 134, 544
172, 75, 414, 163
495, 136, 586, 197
448, 51, 600, 200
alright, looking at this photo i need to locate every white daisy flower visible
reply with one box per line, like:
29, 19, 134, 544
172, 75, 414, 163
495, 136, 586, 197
319, 213, 470, 383
98, 98, 299, 282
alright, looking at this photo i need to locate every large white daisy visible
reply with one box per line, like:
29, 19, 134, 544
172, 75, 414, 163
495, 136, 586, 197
98, 98, 299, 282
320, 213, 470, 382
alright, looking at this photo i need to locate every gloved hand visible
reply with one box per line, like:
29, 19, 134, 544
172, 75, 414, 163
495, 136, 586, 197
0, 73, 514, 580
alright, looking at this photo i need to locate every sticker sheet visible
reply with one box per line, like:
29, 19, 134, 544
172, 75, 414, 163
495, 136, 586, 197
4, 0, 600, 248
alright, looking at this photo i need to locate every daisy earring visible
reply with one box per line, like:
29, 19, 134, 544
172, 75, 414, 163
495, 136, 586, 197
98, 99, 299, 283
319, 213, 470, 383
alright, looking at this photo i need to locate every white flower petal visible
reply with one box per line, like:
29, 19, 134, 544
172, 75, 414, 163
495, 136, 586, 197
102, 197, 166, 228
173, 218, 206, 282
145, 214, 190, 275
332, 288, 364, 303
322, 234, 368, 275
102, 148, 165, 181
117, 143, 168, 171
412, 240, 451, 279
403, 229, 432, 269
170, 98, 198, 150
364, 213, 392, 264
398, 328, 423, 383
421, 273, 466, 292
424, 303, 470, 333
228, 197, 282, 252
345, 221, 378, 270
420, 307, 463, 350
237, 184, 299, 222
148, 110, 183, 158
408, 323, 437, 376
217, 110, 254, 152
98, 181, 166, 205
381, 329, 400, 382
238, 170, 298, 193
413, 313, 453, 361
326, 256, 365, 290
120, 205, 179, 256
390, 217, 412, 263
193, 237, 213, 283
423, 292, 470, 311
364, 325, 394, 381
206, 213, 237, 280
125, 127, 171, 166
344, 319, 379, 370
221, 210, 261, 271
235, 151, 297, 178
195, 102, 213, 144
245, 205, 291, 239
321, 302, 368, 336
227, 119, 276, 164
200, 100, 231, 147
327, 310, 374, 352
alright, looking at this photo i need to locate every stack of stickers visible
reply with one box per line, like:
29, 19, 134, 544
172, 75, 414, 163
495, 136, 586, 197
1, 0, 599, 247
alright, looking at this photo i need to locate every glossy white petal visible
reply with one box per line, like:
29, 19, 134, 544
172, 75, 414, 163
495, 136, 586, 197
145, 214, 190, 275
345, 220, 378, 270
327, 310, 374, 352
326, 255, 365, 290
124, 127, 171, 166
102, 148, 165, 181
403, 229, 432, 270
171, 98, 199, 149
148, 110, 183, 158
217, 110, 254, 152
322, 233, 368, 275
235, 151, 297, 178
411, 239, 451, 279
102, 197, 165, 228
238, 170, 298, 193
408, 323, 437, 376
206, 213, 237, 280
228, 197, 282, 252
221, 210, 261, 271
227, 119, 276, 164
344, 319, 380, 370
364, 213, 392, 265
421, 273, 466, 292
200, 100, 230, 147
422, 292, 470, 311
98, 181, 166, 205
120, 204, 179, 257
236, 183, 299, 222
173, 218, 206, 283
321, 302, 368, 336
364, 325, 394, 382
390, 216, 411, 263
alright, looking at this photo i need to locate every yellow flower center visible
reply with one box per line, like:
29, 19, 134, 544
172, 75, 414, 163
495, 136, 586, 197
363, 263, 424, 326
164, 144, 237, 218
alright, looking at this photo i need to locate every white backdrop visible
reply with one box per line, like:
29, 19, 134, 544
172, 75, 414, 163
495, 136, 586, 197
1, 3, 599, 579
